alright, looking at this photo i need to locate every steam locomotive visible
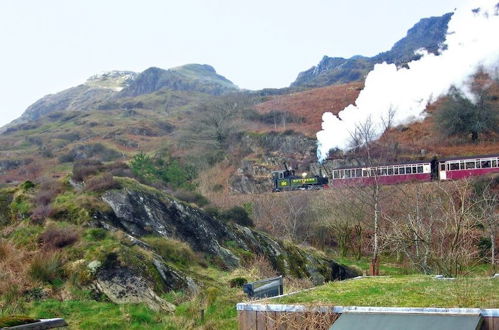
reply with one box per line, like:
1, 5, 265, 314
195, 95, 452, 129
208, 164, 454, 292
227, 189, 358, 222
271, 154, 499, 192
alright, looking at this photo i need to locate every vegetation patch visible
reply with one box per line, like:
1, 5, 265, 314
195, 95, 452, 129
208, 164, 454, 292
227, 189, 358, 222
272, 275, 499, 308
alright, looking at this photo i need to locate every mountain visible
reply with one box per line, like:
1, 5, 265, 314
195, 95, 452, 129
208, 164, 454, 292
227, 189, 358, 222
118, 64, 238, 97
8, 64, 237, 126
292, 13, 453, 88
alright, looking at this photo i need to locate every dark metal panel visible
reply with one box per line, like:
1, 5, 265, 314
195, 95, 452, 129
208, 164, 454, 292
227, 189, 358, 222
330, 312, 483, 330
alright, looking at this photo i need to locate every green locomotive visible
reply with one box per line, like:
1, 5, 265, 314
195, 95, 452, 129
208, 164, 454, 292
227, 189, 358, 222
271, 164, 329, 192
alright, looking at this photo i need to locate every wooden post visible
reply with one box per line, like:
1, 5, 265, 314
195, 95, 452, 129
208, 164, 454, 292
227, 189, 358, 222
370, 257, 380, 276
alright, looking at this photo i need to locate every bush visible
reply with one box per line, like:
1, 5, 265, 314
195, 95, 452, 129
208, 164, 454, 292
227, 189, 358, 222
85, 228, 107, 241
35, 179, 63, 206
39, 225, 79, 249
31, 205, 54, 224
72, 160, 104, 182
20, 181, 35, 191
129, 152, 197, 190
84, 173, 120, 192
173, 190, 209, 207
204, 206, 221, 218
221, 206, 254, 227
28, 253, 64, 284
228, 277, 248, 288
143, 236, 198, 267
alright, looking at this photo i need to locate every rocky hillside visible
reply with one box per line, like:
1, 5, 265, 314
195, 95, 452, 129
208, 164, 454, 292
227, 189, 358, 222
6, 64, 237, 128
291, 13, 452, 88
0, 175, 357, 313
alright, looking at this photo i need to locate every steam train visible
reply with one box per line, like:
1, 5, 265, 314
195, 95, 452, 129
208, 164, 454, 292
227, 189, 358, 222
271, 154, 499, 192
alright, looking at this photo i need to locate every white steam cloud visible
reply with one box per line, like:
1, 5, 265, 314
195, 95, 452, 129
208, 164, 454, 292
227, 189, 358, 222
316, 0, 499, 161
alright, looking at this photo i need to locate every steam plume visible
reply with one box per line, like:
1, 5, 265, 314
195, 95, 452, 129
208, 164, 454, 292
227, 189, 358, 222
317, 0, 499, 161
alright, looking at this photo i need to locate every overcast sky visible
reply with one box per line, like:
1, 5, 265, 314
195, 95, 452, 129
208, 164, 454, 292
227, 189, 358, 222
0, 0, 470, 127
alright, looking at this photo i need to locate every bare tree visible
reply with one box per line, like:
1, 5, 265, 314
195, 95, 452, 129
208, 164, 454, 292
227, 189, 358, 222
474, 181, 498, 273
313, 189, 367, 258
348, 116, 387, 275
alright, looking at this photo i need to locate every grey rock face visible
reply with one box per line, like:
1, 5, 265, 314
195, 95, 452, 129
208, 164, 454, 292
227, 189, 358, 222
94, 262, 175, 312
102, 189, 240, 268
100, 186, 359, 282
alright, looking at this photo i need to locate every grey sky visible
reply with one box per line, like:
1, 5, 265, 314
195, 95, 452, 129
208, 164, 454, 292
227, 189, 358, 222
0, 0, 469, 127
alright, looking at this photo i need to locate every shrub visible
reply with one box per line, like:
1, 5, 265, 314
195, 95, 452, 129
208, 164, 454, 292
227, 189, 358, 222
10, 197, 31, 220
84, 173, 120, 192
85, 228, 107, 241
39, 226, 79, 249
129, 152, 197, 189
72, 160, 104, 182
143, 236, 198, 267
30, 205, 54, 224
28, 252, 64, 284
20, 181, 35, 191
34, 179, 63, 206
204, 206, 221, 218
173, 190, 209, 207
0, 240, 9, 261
221, 206, 254, 227
228, 277, 247, 288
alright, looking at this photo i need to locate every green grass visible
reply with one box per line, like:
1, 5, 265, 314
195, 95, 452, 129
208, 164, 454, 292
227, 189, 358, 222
271, 275, 499, 308
333, 256, 415, 276
23, 285, 241, 329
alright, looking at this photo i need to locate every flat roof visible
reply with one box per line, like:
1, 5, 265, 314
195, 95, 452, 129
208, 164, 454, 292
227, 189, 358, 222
331, 312, 482, 330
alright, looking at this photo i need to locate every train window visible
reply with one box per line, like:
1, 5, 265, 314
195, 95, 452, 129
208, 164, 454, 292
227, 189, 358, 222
440, 163, 445, 171
460, 161, 465, 170
362, 169, 368, 177
345, 170, 351, 178
466, 161, 475, 169
450, 162, 459, 170
493, 160, 497, 168
399, 167, 405, 174
356, 169, 362, 177
333, 170, 338, 179
480, 161, 490, 168
381, 168, 387, 175
388, 167, 393, 175
406, 166, 412, 174
417, 166, 423, 173
394, 167, 399, 175
370, 169, 375, 176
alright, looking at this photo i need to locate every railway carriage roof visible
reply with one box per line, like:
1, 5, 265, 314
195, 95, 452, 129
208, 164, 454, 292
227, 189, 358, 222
439, 154, 499, 162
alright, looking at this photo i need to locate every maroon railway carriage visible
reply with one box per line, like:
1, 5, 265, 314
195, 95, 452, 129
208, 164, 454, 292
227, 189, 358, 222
328, 154, 499, 187
329, 161, 433, 187
438, 155, 499, 181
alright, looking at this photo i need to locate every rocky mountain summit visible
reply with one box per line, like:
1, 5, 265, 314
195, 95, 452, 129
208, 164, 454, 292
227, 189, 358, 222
119, 64, 238, 97
292, 13, 453, 87
5, 64, 237, 128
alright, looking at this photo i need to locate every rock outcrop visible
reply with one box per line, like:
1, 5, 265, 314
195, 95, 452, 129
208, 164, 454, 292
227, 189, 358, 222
102, 188, 240, 268
93, 253, 176, 312
99, 183, 359, 283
